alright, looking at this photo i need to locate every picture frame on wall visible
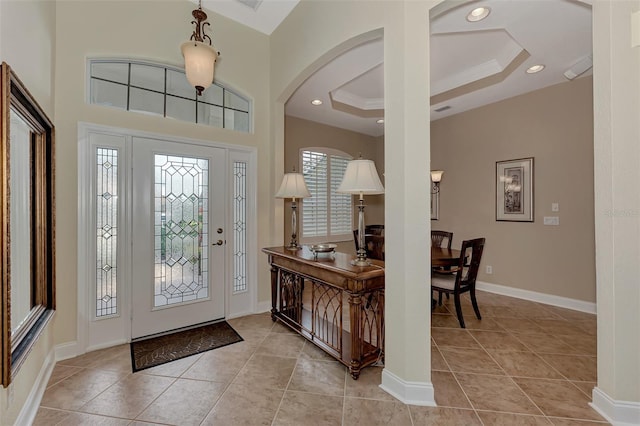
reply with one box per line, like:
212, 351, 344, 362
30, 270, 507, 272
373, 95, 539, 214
431, 185, 439, 220
496, 157, 534, 222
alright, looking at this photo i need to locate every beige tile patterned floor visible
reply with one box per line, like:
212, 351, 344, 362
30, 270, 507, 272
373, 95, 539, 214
34, 291, 609, 425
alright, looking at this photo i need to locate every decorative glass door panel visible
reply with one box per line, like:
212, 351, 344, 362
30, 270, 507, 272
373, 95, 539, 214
132, 137, 225, 338
154, 154, 209, 307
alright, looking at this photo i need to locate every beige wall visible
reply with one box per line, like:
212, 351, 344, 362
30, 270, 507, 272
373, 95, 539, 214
431, 76, 596, 303
52, 0, 273, 353
0, 1, 56, 423
0, 0, 55, 117
284, 116, 384, 254
0, 0, 637, 419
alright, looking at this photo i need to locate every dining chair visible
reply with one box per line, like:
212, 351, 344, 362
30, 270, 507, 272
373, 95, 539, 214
431, 237, 485, 328
353, 225, 384, 251
364, 234, 384, 261
365, 224, 385, 235
431, 230, 453, 249
431, 230, 456, 278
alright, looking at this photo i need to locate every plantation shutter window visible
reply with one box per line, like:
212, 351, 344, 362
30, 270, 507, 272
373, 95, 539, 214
300, 149, 353, 243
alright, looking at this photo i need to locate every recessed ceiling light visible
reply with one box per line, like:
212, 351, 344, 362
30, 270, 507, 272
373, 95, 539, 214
526, 64, 546, 74
376, 119, 384, 124
311, 99, 323, 106
466, 7, 490, 22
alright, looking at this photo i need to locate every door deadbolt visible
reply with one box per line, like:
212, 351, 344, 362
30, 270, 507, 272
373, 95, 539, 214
217, 228, 223, 234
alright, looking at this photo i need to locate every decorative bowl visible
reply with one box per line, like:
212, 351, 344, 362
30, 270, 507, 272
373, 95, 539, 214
310, 243, 337, 253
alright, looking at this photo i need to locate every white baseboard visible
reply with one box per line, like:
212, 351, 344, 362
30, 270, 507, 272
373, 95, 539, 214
476, 281, 597, 314
86, 339, 129, 354
227, 310, 259, 320
15, 348, 56, 426
591, 387, 640, 426
256, 300, 272, 314
379, 368, 436, 406
54, 340, 80, 362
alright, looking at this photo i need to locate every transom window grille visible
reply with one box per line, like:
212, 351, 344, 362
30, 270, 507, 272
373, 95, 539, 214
301, 149, 353, 242
88, 59, 250, 132
233, 161, 247, 294
96, 148, 119, 317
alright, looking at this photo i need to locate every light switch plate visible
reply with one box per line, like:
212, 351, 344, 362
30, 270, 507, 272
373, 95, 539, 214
552, 203, 559, 212
544, 216, 560, 225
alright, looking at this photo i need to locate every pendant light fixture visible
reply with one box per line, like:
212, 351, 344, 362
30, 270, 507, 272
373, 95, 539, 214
181, 0, 219, 96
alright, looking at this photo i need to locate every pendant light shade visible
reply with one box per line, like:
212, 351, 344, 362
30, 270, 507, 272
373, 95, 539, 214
181, 41, 218, 96
182, 0, 220, 96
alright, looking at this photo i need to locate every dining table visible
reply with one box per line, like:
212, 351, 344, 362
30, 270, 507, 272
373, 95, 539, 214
431, 246, 461, 268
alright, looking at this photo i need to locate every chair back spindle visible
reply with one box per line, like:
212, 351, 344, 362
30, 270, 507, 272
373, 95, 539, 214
431, 230, 453, 249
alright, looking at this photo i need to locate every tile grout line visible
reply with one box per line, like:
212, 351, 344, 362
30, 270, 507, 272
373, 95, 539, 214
342, 360, 348, 426
431, 331, 484, 424
130, 375, 181, 423
270, 337, 305, 426
192, 325, 270, 424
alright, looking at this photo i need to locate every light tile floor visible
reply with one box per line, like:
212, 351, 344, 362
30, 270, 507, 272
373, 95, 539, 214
34, 290, 608, 425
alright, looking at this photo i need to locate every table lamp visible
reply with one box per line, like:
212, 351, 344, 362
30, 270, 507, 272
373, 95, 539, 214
275, 171, 311, 250
337, 158, 385, 266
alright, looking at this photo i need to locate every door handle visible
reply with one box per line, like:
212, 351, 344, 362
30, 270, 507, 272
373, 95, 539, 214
214, 240, 224, 246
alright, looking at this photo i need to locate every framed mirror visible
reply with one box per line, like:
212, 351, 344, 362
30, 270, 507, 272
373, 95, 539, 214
1, 62, 56, 387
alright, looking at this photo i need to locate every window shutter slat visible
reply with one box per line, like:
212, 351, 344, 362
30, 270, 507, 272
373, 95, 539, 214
300, 149, 353, 240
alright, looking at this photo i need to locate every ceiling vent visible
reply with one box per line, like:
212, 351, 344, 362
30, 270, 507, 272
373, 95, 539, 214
235, 0, 263, 11
564, 55, 593, 81
434, 105, 451, 112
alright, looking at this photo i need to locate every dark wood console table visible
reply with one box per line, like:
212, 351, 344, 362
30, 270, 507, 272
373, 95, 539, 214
262, 246, 385, 379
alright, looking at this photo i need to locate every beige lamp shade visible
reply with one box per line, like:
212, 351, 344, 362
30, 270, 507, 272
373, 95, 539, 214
275, 173, 311, 199
181, 41, 218, 95
430, 170, 444, 183
337, 159, 385, 195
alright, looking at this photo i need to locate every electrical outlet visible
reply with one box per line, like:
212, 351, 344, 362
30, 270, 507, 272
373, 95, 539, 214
486, 265, 493, 274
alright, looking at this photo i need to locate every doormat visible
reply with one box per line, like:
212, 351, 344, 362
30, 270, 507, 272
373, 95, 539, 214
130, 321, 243, 372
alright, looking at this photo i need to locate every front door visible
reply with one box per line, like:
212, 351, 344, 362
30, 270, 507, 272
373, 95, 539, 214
131, 137, 226, 338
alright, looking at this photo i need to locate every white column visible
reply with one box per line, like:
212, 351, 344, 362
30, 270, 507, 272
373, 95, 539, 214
592, 1, 640, 424
380, 0, 435, 405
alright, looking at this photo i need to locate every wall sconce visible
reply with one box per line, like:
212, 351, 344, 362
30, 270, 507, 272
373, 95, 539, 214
337, 158, 385, 266
431, 170, 444, 194
181, 0, 220, 96
275, 171, 311, 250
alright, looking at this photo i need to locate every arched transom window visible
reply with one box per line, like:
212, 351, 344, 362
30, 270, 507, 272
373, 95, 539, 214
88, 59, 251, 132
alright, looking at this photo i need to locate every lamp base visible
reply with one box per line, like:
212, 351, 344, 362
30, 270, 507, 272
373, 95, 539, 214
350, 258, 371, 267
285, 243, 300, 251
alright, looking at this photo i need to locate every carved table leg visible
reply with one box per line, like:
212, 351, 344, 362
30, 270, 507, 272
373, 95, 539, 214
270, 264, 278, 321
349, 292, 362, 379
